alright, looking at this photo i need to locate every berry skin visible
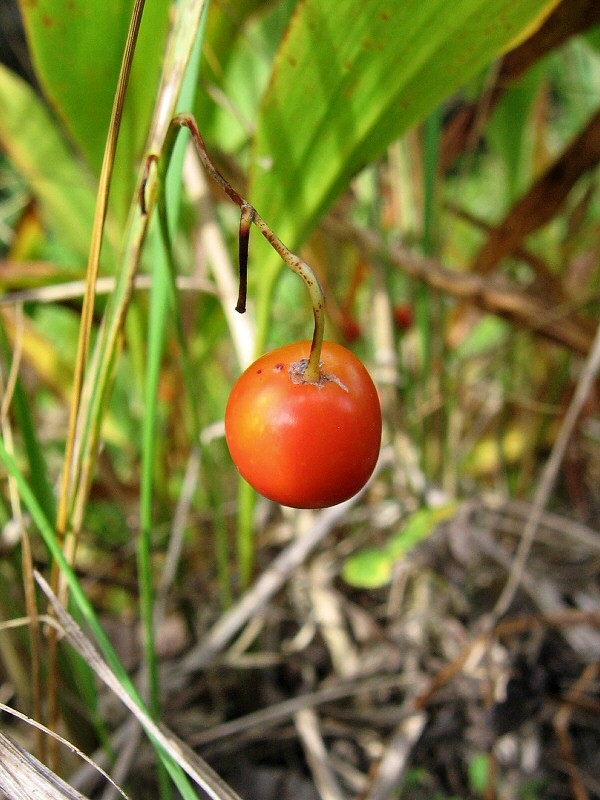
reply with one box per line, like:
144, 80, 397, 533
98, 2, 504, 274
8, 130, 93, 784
225, 341, 382, 509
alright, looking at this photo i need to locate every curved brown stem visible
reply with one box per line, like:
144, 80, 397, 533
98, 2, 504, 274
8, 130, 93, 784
171, 113, 326, 380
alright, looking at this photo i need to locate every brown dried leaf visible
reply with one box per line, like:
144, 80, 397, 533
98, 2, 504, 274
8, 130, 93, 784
441, 0, 600, 169
472, 109, 600, 274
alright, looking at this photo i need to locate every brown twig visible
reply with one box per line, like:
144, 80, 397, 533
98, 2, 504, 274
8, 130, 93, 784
169, 113, 327, 382
553, 663, 599, 800
323, 215, 596, 354
415, 608, 600, 710
472, 109, 600, 275
441, 0, 600, 171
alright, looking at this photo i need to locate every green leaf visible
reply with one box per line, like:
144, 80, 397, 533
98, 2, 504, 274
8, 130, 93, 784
196, 0, 277, 150
341, 548, 394, 589
0, 64, 99, 263
342, 504, 458, 589
0, 319, 56, 524
469, 753, 491, 794
453, 315, 510, 360
487, 62, 545, 202
19, 0, 171, 222
250, 0, 560, 256
387, 504, 459, 558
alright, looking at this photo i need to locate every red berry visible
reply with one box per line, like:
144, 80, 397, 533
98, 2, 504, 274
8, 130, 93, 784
225, 341, 382, 508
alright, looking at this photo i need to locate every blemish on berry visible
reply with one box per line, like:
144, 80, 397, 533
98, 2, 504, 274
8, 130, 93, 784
274, 363, 285, 372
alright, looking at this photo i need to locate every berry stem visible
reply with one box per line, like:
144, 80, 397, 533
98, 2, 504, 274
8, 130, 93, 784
170, 113, 325, 381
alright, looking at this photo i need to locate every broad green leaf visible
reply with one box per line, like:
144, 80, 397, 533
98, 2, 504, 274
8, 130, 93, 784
19, 0, 171, 223
0, 64, 99, 263
250, 0, 560, 260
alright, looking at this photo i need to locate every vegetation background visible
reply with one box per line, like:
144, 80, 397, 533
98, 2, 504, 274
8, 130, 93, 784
0, 0, 599, 798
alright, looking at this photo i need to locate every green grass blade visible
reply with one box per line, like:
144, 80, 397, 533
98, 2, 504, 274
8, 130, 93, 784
66, 0, 211, 535
0, 437, 199, 798
0, 319, 56, 523
137, 11, 207, 794
0, 437, 131, 686
139, 224, 170, 714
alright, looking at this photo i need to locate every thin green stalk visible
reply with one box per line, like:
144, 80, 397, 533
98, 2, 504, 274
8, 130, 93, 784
0, 320, 56, 524
0, 346, 44, 758
139, 224, 173, 800
237, 261, 280, 588
139, 222, 169, 712
236, 479, 257, 591
418, 108, 442, 379
418, 108, 442, 479
156, 199, 233, 604
137, 14, 207, 798
57, 0, 147, 537
175, 113, 326, 382
156, 189, 202, 440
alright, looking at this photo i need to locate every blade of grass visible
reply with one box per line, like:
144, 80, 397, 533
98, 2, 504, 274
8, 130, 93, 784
68, 0, 210, 543
183, 154, 257, 590
418, 108, 442, 378
137, 7, 206, 734
0, 315, 56, 523
138, 11, 207, 798
139, 226, 169, 711
152, 192, 236, 612
57, 0, 148, 536
417, 108, 442, 479
0, 326, 44, 760
139, 222, 175, 800
0, 439, 202, 800
49, 1, 149, 769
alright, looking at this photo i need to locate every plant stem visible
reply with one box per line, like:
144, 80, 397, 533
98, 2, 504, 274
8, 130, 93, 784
170, 113, 326, 381
51, 0, 147, 770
